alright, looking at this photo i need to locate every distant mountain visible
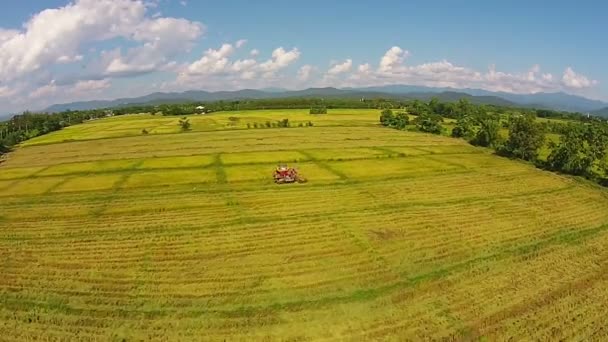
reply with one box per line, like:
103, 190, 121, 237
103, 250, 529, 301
41, 85, 607, 114
356, 85, 607, 113
591, 107, 608, 117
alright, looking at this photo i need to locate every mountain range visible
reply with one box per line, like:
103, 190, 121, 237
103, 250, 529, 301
19, 85, 608, 117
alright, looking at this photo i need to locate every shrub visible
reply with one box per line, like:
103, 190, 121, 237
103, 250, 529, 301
414, 113, 443, 134
393, 112, 409, 129
499, 114, 545, 161
178, 117, 191, 131
379, 109, 395, 126
471, 118, 501, 147
141, 128, 149, 135
310, 106, 327, 114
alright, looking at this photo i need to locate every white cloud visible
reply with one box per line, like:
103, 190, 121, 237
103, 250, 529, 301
250, 49, 260, 57
29, 81, 58, 99
562, 67, 598, 89
186, 43, 236, 75
180, 0, 187, 6
298, 65, 314, 81
0, 86, 17, 98
72, 79, 111, 92
175, 44, 300, 90
0, 0, 204, 108
379, 46, 410, 73
327, 59, 352, 75
57, 55, 84, 63
236, 39, 247, 48
257, 47, 300, 74
329, 46, 598, 95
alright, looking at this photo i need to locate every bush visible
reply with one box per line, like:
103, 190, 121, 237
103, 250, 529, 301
307, 121, 314, 127
414, 113, 443, 134
178, 117, 191, 131
393, 112, 409, 129
310, 106, 327, 114
246, 123, 251, 129
265, 121, 271, 128
141, 128, 149, 135
379, 109, 395, 126
471, 118, 501, 147
499, 114, 545, 161
253, 122, 259, 128
228, 116, 240, 126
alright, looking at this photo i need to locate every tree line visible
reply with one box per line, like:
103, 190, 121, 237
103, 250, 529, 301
379, 98, 608, 186
1, 97, 606, 160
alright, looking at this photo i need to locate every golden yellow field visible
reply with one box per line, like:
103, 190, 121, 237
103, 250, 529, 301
1, 109, 608, 340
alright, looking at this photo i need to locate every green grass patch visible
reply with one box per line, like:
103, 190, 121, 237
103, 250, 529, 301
52, 174, 123, 193
0, 166, 47, 180
138, 155, 215, 169
122, 169, 217, 188
38, 159, 141, 176
221, 150, 309, 165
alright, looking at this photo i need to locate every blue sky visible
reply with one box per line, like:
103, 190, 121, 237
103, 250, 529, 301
0, 0, 606, 113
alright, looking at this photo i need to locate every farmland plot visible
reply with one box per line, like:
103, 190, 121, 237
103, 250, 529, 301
1, 110, 608, 340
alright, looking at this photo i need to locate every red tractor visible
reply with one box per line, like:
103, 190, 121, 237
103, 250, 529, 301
273, 165, 307, 184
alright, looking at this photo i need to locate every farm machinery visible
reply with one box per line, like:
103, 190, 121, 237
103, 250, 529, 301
273, 165, 307, 184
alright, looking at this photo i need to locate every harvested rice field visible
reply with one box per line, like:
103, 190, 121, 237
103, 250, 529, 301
1, 109, 608, 340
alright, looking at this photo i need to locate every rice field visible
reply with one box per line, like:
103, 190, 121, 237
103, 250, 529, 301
1, 110, 608, 340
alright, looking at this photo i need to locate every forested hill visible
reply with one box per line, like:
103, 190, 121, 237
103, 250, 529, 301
43, 89, 516, 113
41, 86, 608, 114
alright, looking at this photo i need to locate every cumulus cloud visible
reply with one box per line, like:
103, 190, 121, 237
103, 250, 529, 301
73, 79, 111, 92
186, 43, 236, 75
250, 49, 260, 57
379, 46, 410, 73
329, 46, 598, 95
235, 39, 247, 48
562, 67, 598, 89
257, 47, 300, 75
327, 59, 353, 75
0, 0, 203, 111
298, 65, 314, 81
176, 43, 300, 89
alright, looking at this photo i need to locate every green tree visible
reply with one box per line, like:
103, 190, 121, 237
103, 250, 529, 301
547, 125, 591, 175
393, 112, 410, 129
501, 114, 545, 161
178, 117, 191, 131
451, 113, 475, 139
472, 118, 501, 147
379, 109, 395, 126
547, 123, 608, 177
414, 112, 443, 134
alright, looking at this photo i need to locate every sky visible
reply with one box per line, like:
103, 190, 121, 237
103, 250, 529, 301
0, 0, 607, 113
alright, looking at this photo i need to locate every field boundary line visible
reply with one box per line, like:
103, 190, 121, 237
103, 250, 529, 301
298, 150, 349, 180
89, 160, 145, 217
42, 176, 75, 195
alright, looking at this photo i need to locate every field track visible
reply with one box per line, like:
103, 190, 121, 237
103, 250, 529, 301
1, 110, 608, 340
